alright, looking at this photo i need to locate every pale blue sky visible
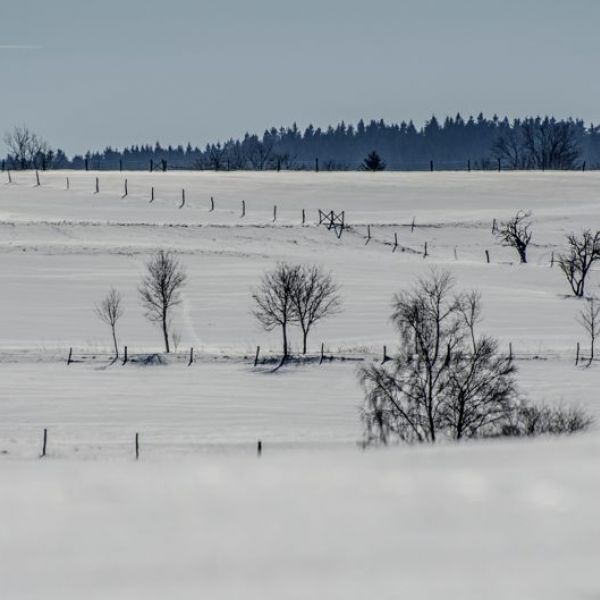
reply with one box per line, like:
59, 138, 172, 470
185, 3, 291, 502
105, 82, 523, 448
1, 0, 598, 154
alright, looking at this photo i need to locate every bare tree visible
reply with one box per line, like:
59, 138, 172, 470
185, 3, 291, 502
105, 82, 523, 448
492, 122, 524, 169
495, 210, 533, 263
290, 265, 342, 354
578, 296, 600, 366
359, 271, 517, 444
558, 230, 600, 297
139, 250, 187, 353
95, 288, 124, 358
252, 263, 299, 358
4, 125, 51, 170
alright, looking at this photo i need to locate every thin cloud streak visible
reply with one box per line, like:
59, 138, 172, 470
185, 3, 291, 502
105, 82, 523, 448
0, 45, 41, 50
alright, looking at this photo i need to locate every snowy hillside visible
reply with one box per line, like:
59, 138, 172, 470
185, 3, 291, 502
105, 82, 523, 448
1, 170, 599, 599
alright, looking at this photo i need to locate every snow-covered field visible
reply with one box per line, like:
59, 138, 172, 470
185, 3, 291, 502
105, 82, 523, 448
1, 170, 599, 598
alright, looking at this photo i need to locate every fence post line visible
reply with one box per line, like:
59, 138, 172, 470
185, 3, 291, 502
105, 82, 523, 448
254, 345, 261, 367
122, 179, 128, 198
150, 186, 154, 202
95, 177, 99, 194
273, 205, 277, 222
485, 249, 490, 263
241, 200, 246, 217
302, 208, 305, 225
576, 342, 580, 366
67, 347, 73, 365
210, 196, 214, 212
35, 170, 40, 186
188, 347, 194, 366
135, 433, 139, 460
122, 345, 128, 365
424, 241, 428, 258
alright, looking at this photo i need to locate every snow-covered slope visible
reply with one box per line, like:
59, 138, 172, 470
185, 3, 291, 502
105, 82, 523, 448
1, 170, 598, 599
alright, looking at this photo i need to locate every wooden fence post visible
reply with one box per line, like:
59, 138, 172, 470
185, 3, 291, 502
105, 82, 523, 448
576, 342, 580, 366
365, 224, 371, 245
392, 232, 398, 252
424, 242, 428, 258
509, 342, 513, 362
454, 247, 458, 260
95, 177, 99, 194
257, 440, 262, 456
550, 251, 554, 267
188, 347, 194, 366
67, 347, 73, 365
411, 217, 415, 233
254, 345, 261, 367
66, 177, 70, 190
485, 249, 490, 263
492, 218, 497, 233
122, 345, 128, 365
41, 428, 48, 458
302, 209, 305, 225
135, 432, 139, 460
319, 342, 324, 365
35, 170, 40, 186
241, 200, 246, 217
179, 189, 185, 208
122, 179, 128, 198
273, 205, 277, 222
209, 196, 214, 212
7, 170, 12, 183
150, 186, 154, 202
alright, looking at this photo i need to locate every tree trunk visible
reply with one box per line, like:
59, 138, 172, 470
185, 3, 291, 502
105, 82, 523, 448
162, 314, 170, 353
282, 323, 288, 357
302, 328, 308, 354
111, 325, 119, 358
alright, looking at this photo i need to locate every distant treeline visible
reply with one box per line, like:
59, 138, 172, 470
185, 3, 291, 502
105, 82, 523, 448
4, 114, 600, 171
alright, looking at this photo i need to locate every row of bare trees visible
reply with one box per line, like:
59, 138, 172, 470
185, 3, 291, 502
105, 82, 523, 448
494, 211, 600, 300
359, 271, 592, 444
492, 117, 582, 170
96, 253, 341, 358
96, 250, 186, 355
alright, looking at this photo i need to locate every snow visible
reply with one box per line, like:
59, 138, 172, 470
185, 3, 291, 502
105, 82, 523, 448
1, 169, 599, 598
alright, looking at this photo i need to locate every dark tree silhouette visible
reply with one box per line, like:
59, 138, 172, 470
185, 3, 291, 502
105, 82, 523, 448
252, 263, 299, 358
558, 230, 600, 297
362, 150, 386, 171
290, 265, 342, 354
359, 271, 517, 444
139, 250, 187, 353
495, 210, 533, 263
95, 287, 124, 358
